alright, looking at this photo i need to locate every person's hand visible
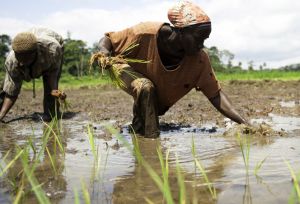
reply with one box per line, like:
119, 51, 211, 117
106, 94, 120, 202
99, 55, 112, 70
51, 90, 67, 100
90, 52, 112, 70
90, 52, 128, 70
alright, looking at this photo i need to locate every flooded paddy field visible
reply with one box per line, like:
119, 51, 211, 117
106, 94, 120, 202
0, 80, 299, 203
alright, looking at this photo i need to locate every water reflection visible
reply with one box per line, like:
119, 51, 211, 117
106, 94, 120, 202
1, 114, 300, 204
111, 127, 240, 204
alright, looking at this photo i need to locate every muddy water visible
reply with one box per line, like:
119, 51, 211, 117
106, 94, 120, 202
0, 112, 300, 204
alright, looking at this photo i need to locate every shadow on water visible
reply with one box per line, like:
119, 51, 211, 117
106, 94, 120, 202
0, 113, 300, 203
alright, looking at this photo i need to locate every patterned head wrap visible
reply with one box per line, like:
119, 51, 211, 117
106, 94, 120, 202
12, 32, 37, 53
168, 0, 210, 28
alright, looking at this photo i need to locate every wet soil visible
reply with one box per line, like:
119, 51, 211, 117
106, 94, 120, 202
6, 80, 300, 127
1, 80, 300, 204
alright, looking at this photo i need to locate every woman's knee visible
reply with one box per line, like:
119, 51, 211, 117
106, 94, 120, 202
132, 78, 154, 93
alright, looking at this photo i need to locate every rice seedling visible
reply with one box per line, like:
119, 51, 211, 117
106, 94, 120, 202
254, 155, 268, 176
0, 106, 68, 203
175, 154, 186, 204
45, 146, 58, 176
42, 118, 65, 155
284, 159, 300, 203
36, 119, 65, 178
108, 126, 175, 203
13, 182, 24, 204
81, 180, 91, 204
74, 188, 81, 204
87, 124, 98, 159
0, 149, 24, 177
51, 89, 71, 112
18, 115, 64, 188
243, 176, 253, 204
145, 197, 156, 204
90, 42, 150, 88
27, 135, 37, 155
19, 147, 51, 204
191, 137, 217, 200
0, 149, 22, 192
156, 147, 174, 204
100, 146, 110, 181
236, 132, 251, 175
87, 124, 102, 181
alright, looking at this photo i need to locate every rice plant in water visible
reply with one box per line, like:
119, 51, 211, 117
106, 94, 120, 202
175, 154, 186, 204
0, 149, 24, 178
191, 137, 217, 200
0, 103, 69, 203
284, 159, 300, 203
236, 132, 251, 175
109, 126, 175, 203
81, 180, 91, 204
87, 124, 101, 180
254, 155, 268, 176
19, 147, 51, 204
74, 188, 81, 204
42, 118, 65, 177
0, 113, 65, 202
51, 89, 71, 112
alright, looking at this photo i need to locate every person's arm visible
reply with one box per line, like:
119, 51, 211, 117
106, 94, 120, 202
98, 36, 112, 56
0, 94, 18, 121
209, 90, 249, 124
1, 54, 22, 122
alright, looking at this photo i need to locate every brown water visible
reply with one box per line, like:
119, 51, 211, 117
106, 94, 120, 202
0, 113, 300, 204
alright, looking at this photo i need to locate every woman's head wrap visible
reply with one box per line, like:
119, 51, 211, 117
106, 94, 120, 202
168, 1, 210, 28
12, 32, 37, 53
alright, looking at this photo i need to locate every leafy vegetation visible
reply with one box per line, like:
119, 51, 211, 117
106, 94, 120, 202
1, 32, 299, 79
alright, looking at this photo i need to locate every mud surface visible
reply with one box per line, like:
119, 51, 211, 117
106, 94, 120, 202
1, 80, 300, 204
6, 80, 300, 126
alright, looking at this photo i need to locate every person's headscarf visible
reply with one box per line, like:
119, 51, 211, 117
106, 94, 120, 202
168, 0, 210, 28
12, 32, 37, 53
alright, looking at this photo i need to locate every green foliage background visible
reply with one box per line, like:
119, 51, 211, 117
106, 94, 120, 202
0, 32, 299, 90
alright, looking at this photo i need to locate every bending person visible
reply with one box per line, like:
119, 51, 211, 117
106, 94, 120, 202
0, 28, 64, 122
96, 1, 248, 138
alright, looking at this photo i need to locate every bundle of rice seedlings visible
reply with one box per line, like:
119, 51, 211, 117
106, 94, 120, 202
51, 90, 71, 111
89, 43, 150, 88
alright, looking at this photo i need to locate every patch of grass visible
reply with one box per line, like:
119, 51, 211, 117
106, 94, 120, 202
216, 70, 300, 81
18, 69, 300, 91
22, 74, 110, 90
